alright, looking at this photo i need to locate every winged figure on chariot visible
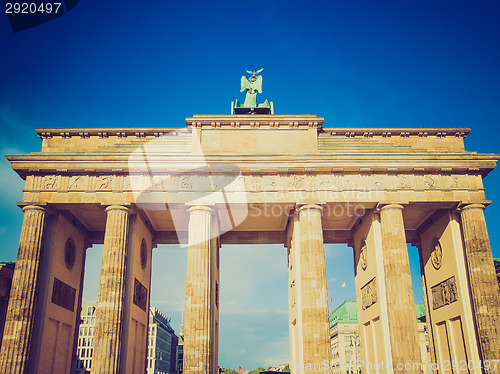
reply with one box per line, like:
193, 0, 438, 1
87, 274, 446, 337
232, 68, 273, 114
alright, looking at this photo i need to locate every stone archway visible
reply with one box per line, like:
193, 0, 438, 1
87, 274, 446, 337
0, 114, 499, 374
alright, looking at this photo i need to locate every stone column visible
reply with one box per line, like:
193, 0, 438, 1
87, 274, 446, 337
93, 205, 131, 374
379, 204, 422, 374
183, 205, 218, 374
296, 204, 331, 369
460, 203, 500, 369
0, 205, 46, 374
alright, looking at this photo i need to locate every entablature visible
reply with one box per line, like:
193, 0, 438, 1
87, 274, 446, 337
7, 154, 498, 179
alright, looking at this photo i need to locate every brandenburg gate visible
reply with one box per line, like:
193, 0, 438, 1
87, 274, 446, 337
1, 111, 500, 374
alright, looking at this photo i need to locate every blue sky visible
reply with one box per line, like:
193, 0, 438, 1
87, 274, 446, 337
1, 0, 500, 370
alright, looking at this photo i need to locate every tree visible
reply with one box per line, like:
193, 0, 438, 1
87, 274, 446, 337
283, 364, 290, 372
223, 369, 238, 374
247, 367, 266, 374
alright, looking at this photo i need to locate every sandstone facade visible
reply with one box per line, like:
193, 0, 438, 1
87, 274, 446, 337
0, 114, 499, 374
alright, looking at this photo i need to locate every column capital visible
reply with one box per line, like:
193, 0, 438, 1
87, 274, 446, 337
377, 203, 405, 212
296, 203, 323, 213
459, 203, 486, 212
105, 204, 132, 214
21, 204, 46, 213
186, 204, 215, 214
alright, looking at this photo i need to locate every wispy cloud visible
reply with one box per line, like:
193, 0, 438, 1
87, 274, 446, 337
261, 336, 290, 367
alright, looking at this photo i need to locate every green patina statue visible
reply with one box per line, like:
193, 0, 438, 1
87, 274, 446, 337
241, 68, 264, 107
232, 68, 273, 114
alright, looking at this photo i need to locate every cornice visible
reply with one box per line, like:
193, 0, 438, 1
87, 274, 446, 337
35, 125, 471, 139
36, 127, 185, 139
6, 152, 498, 178
186, 114, 324, 129
321, 128, 470, 138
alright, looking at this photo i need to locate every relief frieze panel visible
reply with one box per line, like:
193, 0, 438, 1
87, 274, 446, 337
68, 175, 88, 190
361, 277, 377, 310
312, 173, 467, 192
27, 172, 470, 194
261, 175, 279, 191
431, 276, 458, 310
128, 175, 146, 192
230, 175, 246, 192
40, 175, 60, 190
179, 175, 194, 190
149, 175, 166, 192
133, 278, 148, 312
289, 174, 307, 190
51, 277, 76, 312
96, 175, 113, 190
424, 174, 439, 189
315, 174, 334, 190
42, 175, 59, 189
397, 174, 412, 189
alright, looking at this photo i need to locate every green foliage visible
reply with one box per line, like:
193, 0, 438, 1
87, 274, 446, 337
247, 367, 266, 374
223, 369, 238, 374
283, 363, 290, 372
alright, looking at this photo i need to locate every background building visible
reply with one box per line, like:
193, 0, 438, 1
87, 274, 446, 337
329, 301, 360, 374
0, 262, 15, 351
177, 317, 184, 374
329, 301, 431, 374
147, 307, 179, 374
74, 303, 179, 374
75, 303, 96, 373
